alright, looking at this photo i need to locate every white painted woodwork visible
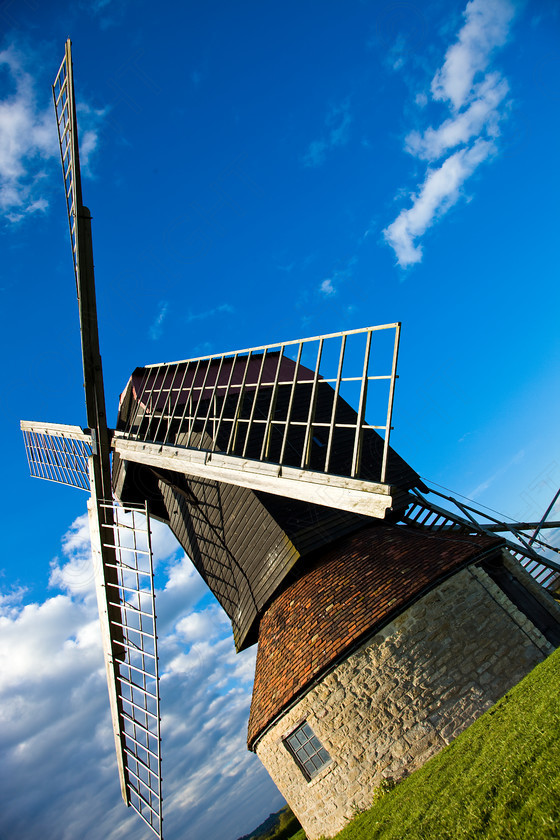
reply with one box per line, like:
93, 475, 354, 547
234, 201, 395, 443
113, 436, 396, 519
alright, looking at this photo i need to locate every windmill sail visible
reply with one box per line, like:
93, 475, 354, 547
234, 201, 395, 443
20, 421, 164, 837
91, 501, 163, 836
20, 41, 164, 839
52, 40, 112, 493
21, 421, 92, 490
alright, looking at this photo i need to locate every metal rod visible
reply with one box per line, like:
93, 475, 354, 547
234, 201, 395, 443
123, 732, 160, 762
109, 600, 154, 619
123, 746, 159, 777
176, 358, 202, 444
121, 696, 158, 721
324, 334, 346, 474
149, 364, 173, 443
351, 329, 372, 478
212, 352, 239, 451
301, 339, 324, 470
129, 793, 161, 823
144, 323, 400, 368
380, 322, 400, 484
279, 341, 303, 464
153, 362, 183, 444
483, 520, 560, 533
227, 352, 253, 454
116, 675, 159, 701
110, 620, 156, 640
163, 361, 192, 445
128, 803, 161, 838
529, 487, 560, 546
117, 640, 156, 658
121, 709, 155, 734
260, 346, 285, 461
242, 349, 268, 459
199, 353, 226, 445
184, 358, 214, 449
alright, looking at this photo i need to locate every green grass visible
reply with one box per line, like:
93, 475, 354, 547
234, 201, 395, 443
331, 647, 560, 840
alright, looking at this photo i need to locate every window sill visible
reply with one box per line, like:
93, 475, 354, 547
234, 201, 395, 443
308, 760, 336, 787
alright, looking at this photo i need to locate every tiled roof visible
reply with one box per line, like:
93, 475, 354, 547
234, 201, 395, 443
247, 524, 502, 748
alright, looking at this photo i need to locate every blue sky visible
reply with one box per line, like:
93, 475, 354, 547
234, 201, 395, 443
1, 1, 559, 838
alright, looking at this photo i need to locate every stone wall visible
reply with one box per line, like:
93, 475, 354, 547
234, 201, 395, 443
255, 565, 554, 839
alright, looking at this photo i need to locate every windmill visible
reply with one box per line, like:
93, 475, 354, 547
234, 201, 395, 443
21, 41, 560, 840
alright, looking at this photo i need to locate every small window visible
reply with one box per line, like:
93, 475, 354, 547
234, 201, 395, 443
284, 721, 331, 781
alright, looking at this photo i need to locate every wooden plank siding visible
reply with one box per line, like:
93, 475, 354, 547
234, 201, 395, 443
158, 476, 300, 649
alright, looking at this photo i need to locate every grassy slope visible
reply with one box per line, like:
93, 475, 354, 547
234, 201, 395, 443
332, 647, 560, 840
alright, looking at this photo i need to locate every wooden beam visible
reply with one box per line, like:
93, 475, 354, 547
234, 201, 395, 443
87, 490, 128, 805
113, 436, 397, 519
481, 521, 560, 533
20, 420, 92, 442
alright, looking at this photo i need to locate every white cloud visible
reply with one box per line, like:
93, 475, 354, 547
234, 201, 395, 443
384, 138, 495, 267
318, 255, 357, 297
383, 0, 517, 267
0, 45, 57, 221
49, 513, 96, 596
431, 0, 516, 110
406, 72, 509, 161
48, 508, 180, 598
0, 45, 108, 223
176, 604, 229, 643
76, 102, 108, 176
0, 514, 282, 840
0, 584, 27, 618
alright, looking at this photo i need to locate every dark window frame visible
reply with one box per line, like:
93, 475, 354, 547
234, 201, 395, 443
283, 721, 331, 781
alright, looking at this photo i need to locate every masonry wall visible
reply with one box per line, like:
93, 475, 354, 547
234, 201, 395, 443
255, 565, 554, 840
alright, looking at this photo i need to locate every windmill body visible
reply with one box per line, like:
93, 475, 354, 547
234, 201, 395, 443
21, 41, 560, 840
109, 345, 560, 839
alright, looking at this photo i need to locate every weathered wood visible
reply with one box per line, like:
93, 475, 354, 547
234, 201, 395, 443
113, 436, 395, 519
20, 420, 92, 442
88, 492, 128, 805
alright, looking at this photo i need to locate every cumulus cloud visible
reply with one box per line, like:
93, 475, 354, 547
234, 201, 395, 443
49, 513, 97, 596
0, 44, 107, 223
384, 138, 495, 267
0, 45, 57, 221
431, 0, 515, 110
0, 513, 282, 840
405, 72, 509, 161
383, 0, 517, 267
